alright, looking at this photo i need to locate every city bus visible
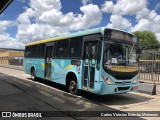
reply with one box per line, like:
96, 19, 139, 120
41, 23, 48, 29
23, 27, 141, 95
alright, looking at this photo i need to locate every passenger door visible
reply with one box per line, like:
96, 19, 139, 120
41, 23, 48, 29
44, 43, 54, 79
83, 41, 99, 90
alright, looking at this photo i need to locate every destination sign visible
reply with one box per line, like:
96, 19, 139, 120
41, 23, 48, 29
105, 29, 137, 43
111, 31, 133, 41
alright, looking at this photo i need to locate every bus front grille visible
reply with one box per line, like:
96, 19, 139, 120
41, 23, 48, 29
115, 81, 131, 84
117, 87, 130, 91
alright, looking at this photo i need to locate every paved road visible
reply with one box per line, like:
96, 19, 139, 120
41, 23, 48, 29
0, 72, 149, 120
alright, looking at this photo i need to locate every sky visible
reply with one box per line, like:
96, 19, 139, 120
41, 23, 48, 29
0, 0, 160, 49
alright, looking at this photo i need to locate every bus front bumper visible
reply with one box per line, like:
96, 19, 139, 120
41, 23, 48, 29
96, 81, 139, 95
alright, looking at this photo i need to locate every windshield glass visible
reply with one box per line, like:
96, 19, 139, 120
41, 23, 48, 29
103, 41, 138, 68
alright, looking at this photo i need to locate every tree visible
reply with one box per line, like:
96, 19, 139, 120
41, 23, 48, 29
133, 31, 160, 50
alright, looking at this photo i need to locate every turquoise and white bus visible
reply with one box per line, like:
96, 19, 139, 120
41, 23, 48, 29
23, 27, 141, 95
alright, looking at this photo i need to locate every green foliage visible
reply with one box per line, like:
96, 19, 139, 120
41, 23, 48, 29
133, 31, 160, 50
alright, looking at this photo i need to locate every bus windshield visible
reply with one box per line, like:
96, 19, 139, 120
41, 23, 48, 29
103, 41, 138, 67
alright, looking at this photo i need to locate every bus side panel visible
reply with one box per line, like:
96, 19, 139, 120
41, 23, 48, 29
23, 58, 32, 75
93, 68, 101, 93
51, 59, 82, 86
77, 60, 83, 89
35, 59, 45, 79
23, 58, 45, 79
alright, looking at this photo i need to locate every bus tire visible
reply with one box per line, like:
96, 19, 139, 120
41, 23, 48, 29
31, 68, 37, 81
69, 79, 79, 95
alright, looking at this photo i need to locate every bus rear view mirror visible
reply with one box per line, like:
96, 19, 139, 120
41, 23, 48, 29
136, 45, 141, 54
137, 47, 142, 54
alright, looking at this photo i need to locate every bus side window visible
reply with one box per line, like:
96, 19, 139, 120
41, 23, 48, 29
46, 46, 53, 58
38, 44, 45, 58
25, 46, 31, 58
52, 42, 56, 58
85, 44, 90, 59
69, 37, 83, 59
92, 45, 96, 59
56, 40, 69, 58
30, 45, 38, 58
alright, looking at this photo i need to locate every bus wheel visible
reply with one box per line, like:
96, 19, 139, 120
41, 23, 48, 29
31, 68, 36, 81
69, 80, 78, 94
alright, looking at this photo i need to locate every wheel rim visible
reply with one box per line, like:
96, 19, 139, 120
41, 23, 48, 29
69, 81, 77, 93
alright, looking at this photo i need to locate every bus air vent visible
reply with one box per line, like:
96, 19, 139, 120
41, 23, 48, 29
118, 87, 130, 91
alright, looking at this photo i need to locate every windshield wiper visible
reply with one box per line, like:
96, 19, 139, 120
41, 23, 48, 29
129, 44, 135, 57
126, 44, 135, 66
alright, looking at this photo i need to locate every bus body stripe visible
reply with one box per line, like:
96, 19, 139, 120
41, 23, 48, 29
64, 65, 73, 70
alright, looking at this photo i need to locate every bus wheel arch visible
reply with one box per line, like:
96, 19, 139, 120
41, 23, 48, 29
31, 66, 37, 81
66, 72, 79, 94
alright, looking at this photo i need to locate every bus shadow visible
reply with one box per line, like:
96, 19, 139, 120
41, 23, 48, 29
27, 78, 153, 106
78, 91, 153, 106
27, 78, 68, 92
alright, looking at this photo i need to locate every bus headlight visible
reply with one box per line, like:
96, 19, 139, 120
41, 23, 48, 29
102, 75, 113, 84
132, 79, 139, 84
